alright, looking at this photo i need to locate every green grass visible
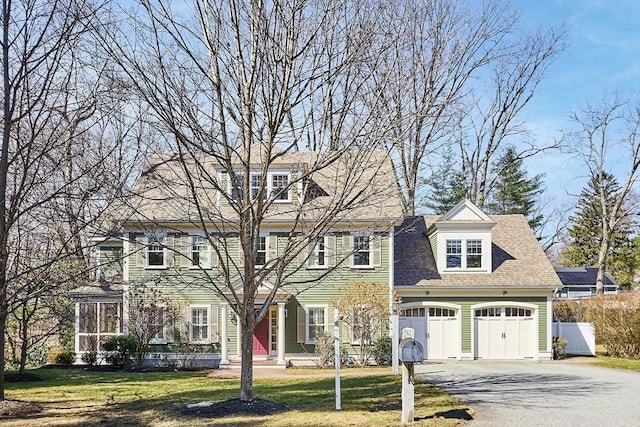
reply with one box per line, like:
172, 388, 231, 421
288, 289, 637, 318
3, 368, 470, 426
588, 356, 640, 372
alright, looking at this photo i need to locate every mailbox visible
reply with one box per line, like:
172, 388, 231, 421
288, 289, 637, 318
399, 338, 423, 363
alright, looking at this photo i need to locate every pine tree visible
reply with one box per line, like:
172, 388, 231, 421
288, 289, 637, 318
561, 173, 636, 287
422, 149, 467, 215
485, 148, 545, 230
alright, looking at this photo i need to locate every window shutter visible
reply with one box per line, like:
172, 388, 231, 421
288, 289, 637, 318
164, 309, 175, 344
267, 235, 278, 262
297, 307, 306, 343
136, 234, 146, 268
371, 234, 381, 267
210, 236, 219, 268
342, 234, 352, 268
326, 235, 336, 267
211, 305, 219, 342
166, 234, 177, 267
237, 236, 244, 267
184, 306, 192, 343
297, 234, 308, 267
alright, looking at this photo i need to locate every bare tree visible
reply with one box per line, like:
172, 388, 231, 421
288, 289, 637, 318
104, 0, 404, 401
565, 95, 640, 294
0, 0, 142, 398
376, 0, 525, 215
459, 24, 565, 209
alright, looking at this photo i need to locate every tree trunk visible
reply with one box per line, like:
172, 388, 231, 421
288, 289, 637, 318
0, 308, 6, 400
595, 232, 610, 295
239, 314, 255, 402
19, 309, 29, 374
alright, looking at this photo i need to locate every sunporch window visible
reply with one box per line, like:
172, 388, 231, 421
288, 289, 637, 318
77, 301, 122, 352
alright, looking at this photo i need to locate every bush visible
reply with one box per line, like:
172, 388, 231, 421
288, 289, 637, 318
314, 333, 351, 368
47, 347, 75, 365
552, 336, 568, 360
81, 351, 98, 366
582, 292, 640, 358
371, 336, 392, 366
102, 335, 137, 367
553, 300, 582, 322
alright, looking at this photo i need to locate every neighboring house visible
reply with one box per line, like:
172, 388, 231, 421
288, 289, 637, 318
553, 267, 619, 299
394, 199, 562, 361
70, 148, 402, 366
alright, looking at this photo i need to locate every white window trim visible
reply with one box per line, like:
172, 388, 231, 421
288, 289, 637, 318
189, 234, 212, 270
307, 236, 328, 269
306, 305, 328, 344
255, 235, 268, 268
189, 305, 211, 344
444, 238, 486, 271
226, 170, 292, 203
145, 234, 167, 269
351, 234, 373, 269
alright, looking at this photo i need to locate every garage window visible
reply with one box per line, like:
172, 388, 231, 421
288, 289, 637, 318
475, 308, 501, 317
402, 307, 426, 317
505, 307, 532, 317
429, 307, 455, 317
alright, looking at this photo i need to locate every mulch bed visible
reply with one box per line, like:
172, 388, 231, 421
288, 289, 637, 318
184, 398, 290, 418
0, 399, 44, 418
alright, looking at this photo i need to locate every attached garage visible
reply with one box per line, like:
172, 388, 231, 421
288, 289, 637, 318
473, 304, 537, 359
400, 305, 461, 360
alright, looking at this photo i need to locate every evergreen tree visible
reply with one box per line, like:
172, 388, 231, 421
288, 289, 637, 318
561, 173, 636, 287
421, 149, 467, 215
485, 148, 545, 230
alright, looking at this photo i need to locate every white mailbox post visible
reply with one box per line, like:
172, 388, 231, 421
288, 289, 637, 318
399, 327, 424, 424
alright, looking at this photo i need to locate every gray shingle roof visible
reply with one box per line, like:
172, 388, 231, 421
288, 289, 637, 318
394, 214, 562, 288
69, 278, 123, 297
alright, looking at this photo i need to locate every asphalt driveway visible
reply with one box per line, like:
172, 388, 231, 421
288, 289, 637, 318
415, 360, 640, 426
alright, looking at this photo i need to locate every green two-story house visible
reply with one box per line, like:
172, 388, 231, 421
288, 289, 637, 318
71, 147, 402, 366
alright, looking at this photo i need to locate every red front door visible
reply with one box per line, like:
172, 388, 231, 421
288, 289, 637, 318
253, 316, 269, 356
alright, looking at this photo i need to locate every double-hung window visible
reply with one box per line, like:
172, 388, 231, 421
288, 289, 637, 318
191, 235, 210, 268
190, 306, 209, 343
308, 237, 326, 268
446, 239, 483, 269
271, 173, 290, 201
307, 307, 326, 343
446, 240, 462, 268
352, 235, 371, 267
146, 235, 165, 268
466, 240, 482, 268
256, 236, 267, 266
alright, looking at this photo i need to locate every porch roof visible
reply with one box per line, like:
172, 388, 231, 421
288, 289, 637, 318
69, 277, 123, 298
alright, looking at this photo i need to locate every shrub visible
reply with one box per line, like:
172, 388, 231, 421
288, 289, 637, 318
81, 351, 98, 366
47, 347, 75, 365
371, 336, 392, 366
102, 335, 137, 368
582, 292, 640, 358
314, 333, 351, 368
552, 336, 568, 360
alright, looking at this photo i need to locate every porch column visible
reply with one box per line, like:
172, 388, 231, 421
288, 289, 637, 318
220, 303, 229, 365
277, 302, 286, 365
236, 314, 242, 359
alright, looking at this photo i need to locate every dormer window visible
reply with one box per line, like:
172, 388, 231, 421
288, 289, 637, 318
446, 239, 484, 270
226, 171, 291, 202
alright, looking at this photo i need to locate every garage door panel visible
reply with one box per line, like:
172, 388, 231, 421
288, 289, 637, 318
427, 317, 458, 359
475, 306, 536, 360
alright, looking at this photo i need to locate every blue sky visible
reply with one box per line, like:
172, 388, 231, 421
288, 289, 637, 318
515, 0, 640, 203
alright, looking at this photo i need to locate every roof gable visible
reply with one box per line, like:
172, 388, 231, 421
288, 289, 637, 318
438, 199, 494, 223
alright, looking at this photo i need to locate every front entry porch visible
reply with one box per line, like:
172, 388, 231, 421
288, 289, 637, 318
219, 301, 287, 366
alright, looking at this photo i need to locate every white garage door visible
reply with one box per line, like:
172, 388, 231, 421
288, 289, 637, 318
400, 307, 459, 360
475, 307, 536, 359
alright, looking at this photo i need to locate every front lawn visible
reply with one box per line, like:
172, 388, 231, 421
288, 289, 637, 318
588, 356, 640, 372
3, 367, 470, 426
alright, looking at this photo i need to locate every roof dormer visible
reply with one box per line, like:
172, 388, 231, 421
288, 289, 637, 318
428, 199, 496, 274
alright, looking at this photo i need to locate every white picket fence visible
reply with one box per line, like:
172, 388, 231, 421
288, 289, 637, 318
552, 321, 596, 356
